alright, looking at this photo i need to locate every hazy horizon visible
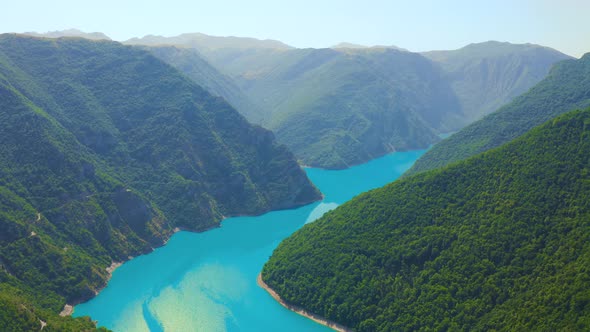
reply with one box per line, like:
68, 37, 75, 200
2, 0, 589, 57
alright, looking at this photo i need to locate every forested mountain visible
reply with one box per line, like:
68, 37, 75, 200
143, 45, 266, 124
230, 43, 566, 169
129, 34, 568, 169
129, 37, 461, 168
263, 109, 590, 331
407, 52, 590, 176
238, 48, 462, 168
423, 41, 572, 121
0, 34, 320, 330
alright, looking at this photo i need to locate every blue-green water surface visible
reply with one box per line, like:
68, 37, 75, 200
74, 149, 426, 331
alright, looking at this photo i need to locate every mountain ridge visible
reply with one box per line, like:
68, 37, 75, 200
23, 29, 111, 41
125, 32, 293, 51
406, 51, 590, 176
128, 36, 569, 168
422, 40, 573, 121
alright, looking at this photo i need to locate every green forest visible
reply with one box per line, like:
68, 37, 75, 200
0, 34, 319, 330
263, 109, 590, 331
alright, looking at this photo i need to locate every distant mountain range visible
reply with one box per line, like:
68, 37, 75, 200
423, 41, 571, 121
230, 47, 462, 168
127, 33, 570, 168
331, 42, 408, 52
406, 51, 590, 176
23, 30, 572, 169
125, 32, 293, 51
24, 28, 111, 40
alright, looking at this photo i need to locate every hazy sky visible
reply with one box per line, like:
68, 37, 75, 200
1, 0, 588, 57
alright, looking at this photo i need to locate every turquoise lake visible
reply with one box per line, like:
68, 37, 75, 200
74, 149, 426, 331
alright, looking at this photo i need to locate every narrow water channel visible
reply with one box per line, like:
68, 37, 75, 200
74, 149, 426, 331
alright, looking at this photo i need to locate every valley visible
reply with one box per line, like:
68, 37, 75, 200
0, 4, 588, 329
73, 149, 426, 331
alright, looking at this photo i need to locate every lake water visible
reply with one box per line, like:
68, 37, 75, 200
74, 149, 426, 331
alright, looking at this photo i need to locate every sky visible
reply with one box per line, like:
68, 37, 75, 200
1, 0, 588, 57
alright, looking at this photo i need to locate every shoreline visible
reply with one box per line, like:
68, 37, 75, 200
105, 261, 123, 275
60, 197, 324, 317
257, 273, 352, 332
60, 260, 125, 316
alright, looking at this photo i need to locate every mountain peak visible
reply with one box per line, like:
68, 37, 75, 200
23, 28, 111, 40
331, 42, 368, 49
331, 42, 408, 52
424, 40, 569, 61
125, 32, 293, 50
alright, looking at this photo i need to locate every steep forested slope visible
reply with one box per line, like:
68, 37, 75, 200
424, 41, 571, 121
263, 109, 590, 331
143, 42, 463, 168
143, 45, 266, 124
0, 34, 319, 330
407, 52, 590, 176
251, 48, 462, 169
